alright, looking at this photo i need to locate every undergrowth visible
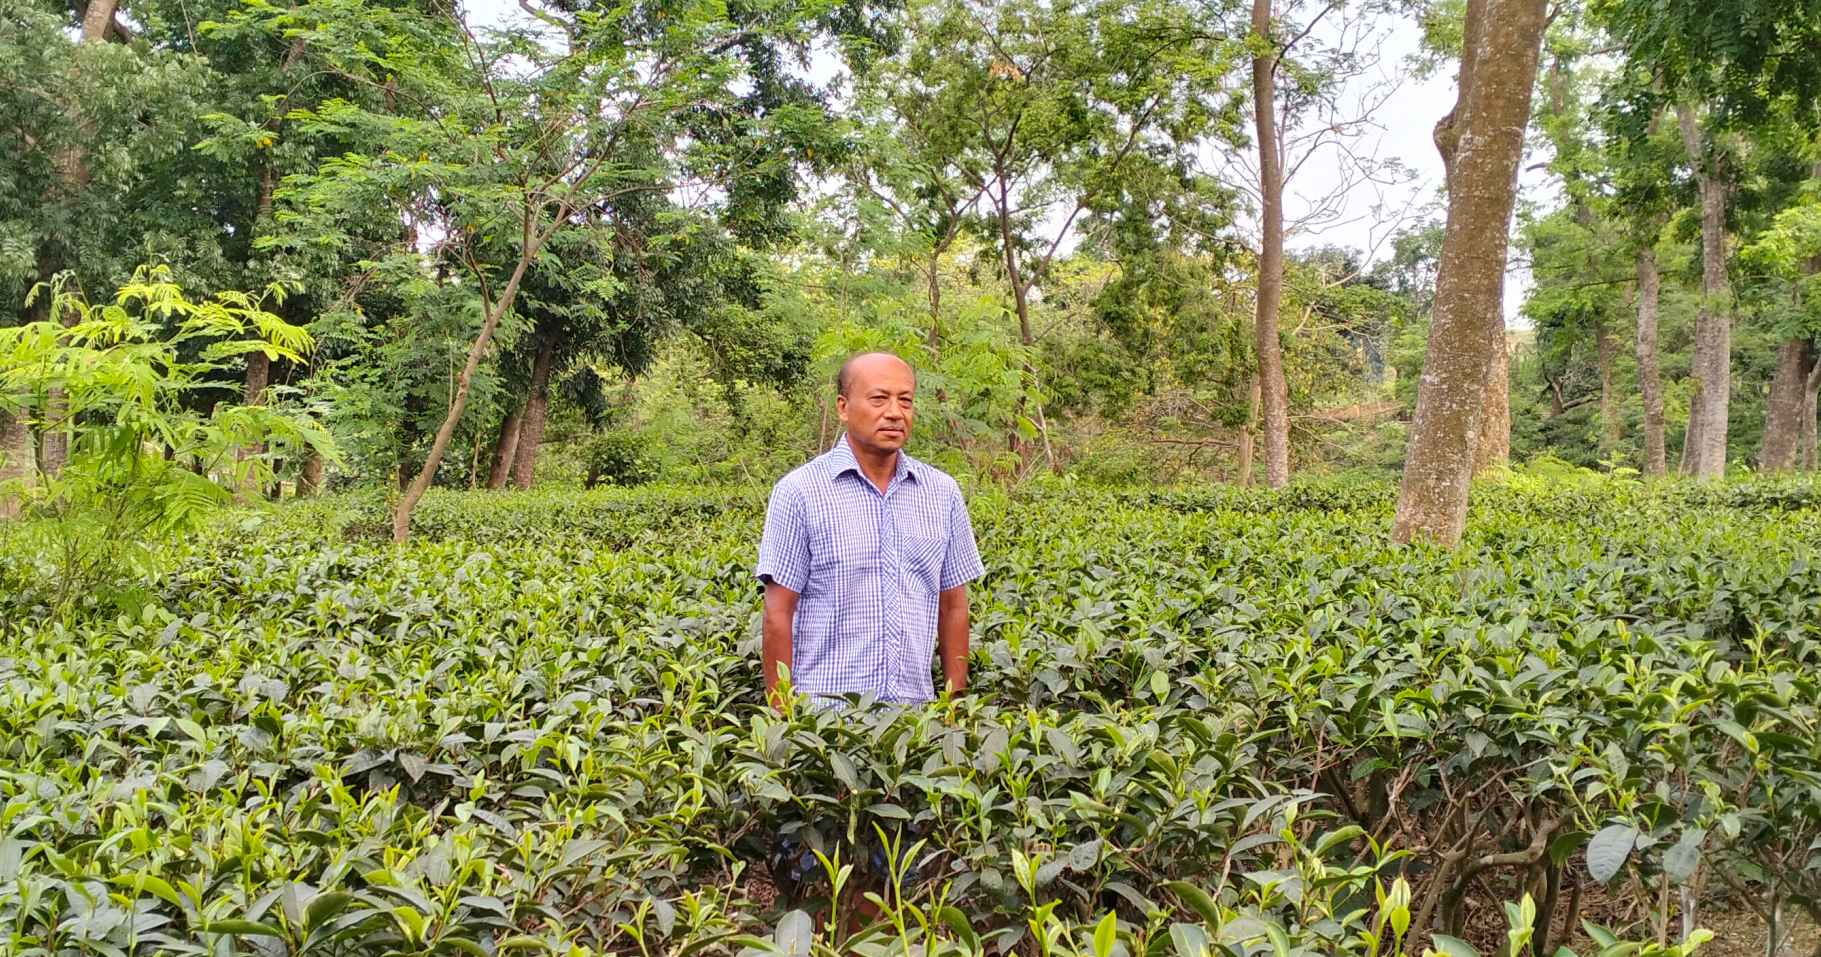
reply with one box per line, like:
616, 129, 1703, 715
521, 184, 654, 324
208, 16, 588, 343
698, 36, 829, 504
3, 478, 1813, 957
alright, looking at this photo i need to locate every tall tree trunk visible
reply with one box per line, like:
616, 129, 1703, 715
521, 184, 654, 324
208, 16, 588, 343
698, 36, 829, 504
61, 0, 121, 187
1676, 104, 1732, 481
1678, 411, 1699, 476
39, 393, 68, 479
38, 282, 77, 479
1801, 357, 1820, 471
80, 0, 119, 40
238, 352, 271, 496
40, 0, 123, 299
1595, 319, 1621, 451
298, 447, 325, 496
1251, 0, 1291, 489
1475, 322, 1510, 473
393, 206, 557, 542
511, 334, 558, 491
1237, 374, 1261, 487
1635, 245, 1668, 476
1801, 250, 1821, 472
927, 247, 944, 350
473, 429, 491, 488
1392, 0, 1547, 547
1761, 339, 1812, 471
486, 407, 523, 491
992, 180, 1058, 472
0, 409, 32, 519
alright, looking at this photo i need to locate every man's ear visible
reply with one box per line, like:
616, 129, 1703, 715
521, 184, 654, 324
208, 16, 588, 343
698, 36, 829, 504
835, 394, 849, 422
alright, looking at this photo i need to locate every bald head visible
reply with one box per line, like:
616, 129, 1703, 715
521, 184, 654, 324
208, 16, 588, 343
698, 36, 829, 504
836, 352, 916, 397
836, 351, 917, 455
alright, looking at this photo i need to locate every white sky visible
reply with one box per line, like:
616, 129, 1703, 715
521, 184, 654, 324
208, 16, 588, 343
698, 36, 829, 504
463, 0, 1534, 324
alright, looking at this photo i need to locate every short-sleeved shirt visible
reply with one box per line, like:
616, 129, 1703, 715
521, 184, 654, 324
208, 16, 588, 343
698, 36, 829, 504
755, 435, 985, 705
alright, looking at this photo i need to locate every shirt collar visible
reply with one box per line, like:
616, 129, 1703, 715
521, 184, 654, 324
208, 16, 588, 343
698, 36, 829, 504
826, 434, 921, 487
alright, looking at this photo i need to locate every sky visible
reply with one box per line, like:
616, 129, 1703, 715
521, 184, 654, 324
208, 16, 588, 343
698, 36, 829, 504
462, 0, 1535, 323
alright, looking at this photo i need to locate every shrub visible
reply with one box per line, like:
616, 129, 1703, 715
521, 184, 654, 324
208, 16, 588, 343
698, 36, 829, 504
1, 479, 1794, 955
583, 429, 661, 488
0, 268, 335, 613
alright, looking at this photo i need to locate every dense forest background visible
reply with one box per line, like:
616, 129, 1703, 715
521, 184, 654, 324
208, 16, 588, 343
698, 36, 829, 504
4, 0, 1819, 509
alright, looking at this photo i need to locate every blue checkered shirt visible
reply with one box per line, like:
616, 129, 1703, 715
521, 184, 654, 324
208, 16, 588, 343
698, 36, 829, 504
756, 436, 985, 705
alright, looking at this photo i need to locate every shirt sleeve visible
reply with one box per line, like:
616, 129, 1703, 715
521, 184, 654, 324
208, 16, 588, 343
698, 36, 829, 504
939, 486, 986, 591
756, 480, 811, 593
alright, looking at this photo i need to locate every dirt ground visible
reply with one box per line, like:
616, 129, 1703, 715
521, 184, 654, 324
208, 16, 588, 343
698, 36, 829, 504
1699, 908, 1817, 957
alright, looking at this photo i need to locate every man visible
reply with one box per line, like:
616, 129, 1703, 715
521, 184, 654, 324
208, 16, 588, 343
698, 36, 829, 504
756, 351, 984, 710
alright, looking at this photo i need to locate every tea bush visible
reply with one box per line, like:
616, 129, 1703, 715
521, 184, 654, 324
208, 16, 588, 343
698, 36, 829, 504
3, 479, 1813, 957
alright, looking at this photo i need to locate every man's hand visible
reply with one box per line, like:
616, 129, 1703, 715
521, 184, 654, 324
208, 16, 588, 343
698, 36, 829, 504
938, 584, 970, 696
762, 581, 800, 711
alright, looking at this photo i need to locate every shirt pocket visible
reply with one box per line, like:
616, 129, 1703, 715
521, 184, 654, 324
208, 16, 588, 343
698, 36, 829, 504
902, 534, 947, 594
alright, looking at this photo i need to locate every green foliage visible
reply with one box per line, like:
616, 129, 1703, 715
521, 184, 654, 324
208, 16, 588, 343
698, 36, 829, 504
0, 0, 218, 314
582, 429, 660, 489
0, 267, 336, 612
1592, 0, 1821, 127
1740, 180, 1821, 342
7, 479, 1809, 953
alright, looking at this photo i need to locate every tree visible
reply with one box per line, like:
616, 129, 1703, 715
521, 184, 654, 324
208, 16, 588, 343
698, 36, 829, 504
1671, 104, 1734, 479
1742, 169, 1821, 471
1595, 0, 1821, 478
844, 84, 988, 347
2, 0, 422, 501
0, 404, 27, 518
1604, 105, 1681, 476
1761, 338, 1813, 470
1392, 0, 1548, 546
1516, 200, 1635, 466
1633, 237, 1668, 473
1512, 38, 1675, 472
0, 0, 205, 481
1237, 0, 1415, 486
258, 0, 868, 538
1249, 0, 1290, 488
867, 0, 1244, 471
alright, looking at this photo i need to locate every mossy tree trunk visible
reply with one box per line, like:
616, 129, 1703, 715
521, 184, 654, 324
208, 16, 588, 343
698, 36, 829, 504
0, 409, 31, 519
1675, 104, 1733, 481
1761, 339, 1812, 472
1475, 322, 1510, 474
1392, 0, 1547, 546
511, 333, 559, 492
486, 407, 523, 491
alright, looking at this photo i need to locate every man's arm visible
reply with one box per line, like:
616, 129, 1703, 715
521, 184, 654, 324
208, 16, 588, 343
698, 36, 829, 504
762, 581, 801, 710
756, 479, 809, 711
937, 584, 969, 695
937, 484, 983, 698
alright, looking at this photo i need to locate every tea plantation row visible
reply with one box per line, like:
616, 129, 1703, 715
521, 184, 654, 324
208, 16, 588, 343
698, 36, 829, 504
3, 479, 1816, 957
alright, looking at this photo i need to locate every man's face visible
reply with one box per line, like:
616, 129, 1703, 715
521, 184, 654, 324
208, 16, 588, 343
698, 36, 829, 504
837, 355, 916, 454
